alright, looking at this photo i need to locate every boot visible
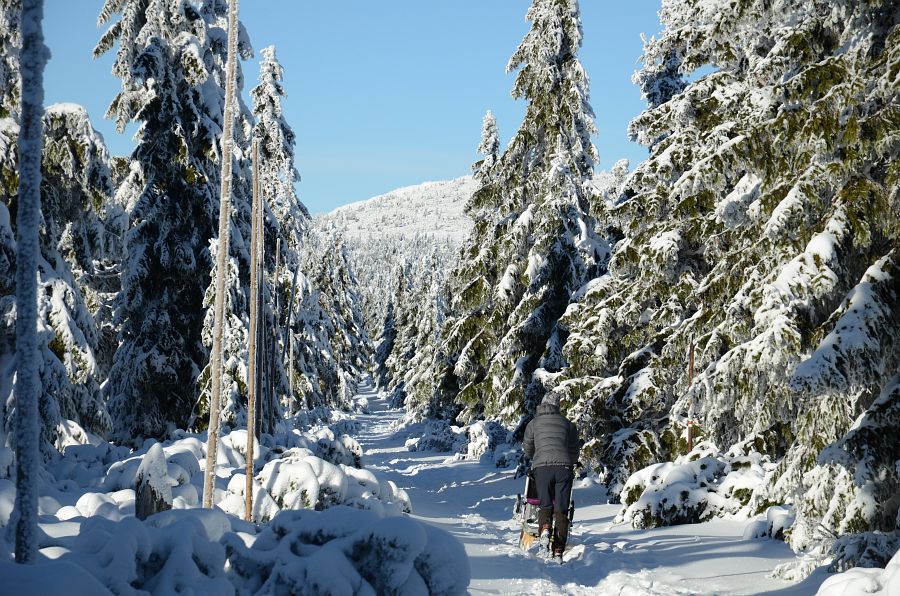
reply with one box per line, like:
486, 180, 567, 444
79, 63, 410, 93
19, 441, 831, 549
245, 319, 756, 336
553, 511, 569, 560
539, 525, 552, 550
538, 508, 552, 551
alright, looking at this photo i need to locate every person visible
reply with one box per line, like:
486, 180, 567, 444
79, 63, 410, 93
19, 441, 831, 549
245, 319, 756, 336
523, 392, 580, 563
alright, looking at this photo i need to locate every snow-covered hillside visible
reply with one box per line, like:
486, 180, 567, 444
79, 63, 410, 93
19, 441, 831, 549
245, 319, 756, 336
322, 176, 476, 244
316, 176, 477, 339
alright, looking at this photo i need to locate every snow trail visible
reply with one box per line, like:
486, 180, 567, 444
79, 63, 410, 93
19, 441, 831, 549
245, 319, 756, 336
350, 381, 831, 595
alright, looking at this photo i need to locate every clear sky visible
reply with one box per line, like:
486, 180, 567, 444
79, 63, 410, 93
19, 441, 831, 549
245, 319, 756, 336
43, 1, 662, 215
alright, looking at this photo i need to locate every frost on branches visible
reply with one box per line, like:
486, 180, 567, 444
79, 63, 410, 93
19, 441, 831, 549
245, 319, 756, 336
408, 0, 607, 427
1, 104, 118, 454
0, 0, 21, 119
97, 0, 233, 440
549, 0, 900, 574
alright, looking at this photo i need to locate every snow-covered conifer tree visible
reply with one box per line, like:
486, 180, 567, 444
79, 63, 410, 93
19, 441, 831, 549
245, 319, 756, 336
0, 0, 21, 119
550, 0, 899, 572
2, 107, 115, 451
409, 0, 606, 425
373, 296, 397, 389
473, 110, 499, 181
250, 44, 315, 421
96, 0, 251, 440
291, 226, 371, 412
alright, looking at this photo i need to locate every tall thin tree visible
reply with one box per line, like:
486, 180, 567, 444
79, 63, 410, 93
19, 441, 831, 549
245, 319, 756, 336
12, 0, 49, 564
203, 0, 240, 509
244, 137, 261, 520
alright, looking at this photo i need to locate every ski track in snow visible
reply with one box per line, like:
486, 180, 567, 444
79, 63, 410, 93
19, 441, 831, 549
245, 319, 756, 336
350, 381, 831, 595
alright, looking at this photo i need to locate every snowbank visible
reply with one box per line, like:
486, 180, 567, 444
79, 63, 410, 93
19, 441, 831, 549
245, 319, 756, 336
816, 548, 900, 595
405, 419, 468, 453
0, 421, 466, 594
404, 418, 519, 467
618, 441, 771, 528
225, 506, 469, 595
3, 505, 469, 595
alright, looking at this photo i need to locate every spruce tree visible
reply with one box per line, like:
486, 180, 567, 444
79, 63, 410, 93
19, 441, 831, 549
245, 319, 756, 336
411, 0, 605, 426
251, 45, 312, 420
0, 0, 20, 119
96, 0, 246, 440
2, 83, 114, 450
473, 110, 500, 180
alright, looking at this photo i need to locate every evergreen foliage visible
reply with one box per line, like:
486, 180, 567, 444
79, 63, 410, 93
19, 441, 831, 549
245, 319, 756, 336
0, 0, 20, 119
2, 103, 117, 452
408, 0, 606, 426
96, 0, 254, 441
548, 0, 899, 570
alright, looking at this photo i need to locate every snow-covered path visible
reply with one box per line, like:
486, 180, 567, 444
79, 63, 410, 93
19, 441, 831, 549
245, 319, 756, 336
350, 381, 830, 595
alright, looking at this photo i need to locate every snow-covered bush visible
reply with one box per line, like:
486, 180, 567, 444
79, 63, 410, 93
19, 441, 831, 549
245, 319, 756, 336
405, 419, 467, 453
404, 419, 519, 467
4, 501, 470, 595
311, 427, 363, 468
786, 377, 900, 571
224, 506, 469, 595
47, 427, 404, 525
618, 442, 770, 529
816, 548, 900, 596
35, 510, 233, 595
459, 420, 519, 468
742, 505, 795, 541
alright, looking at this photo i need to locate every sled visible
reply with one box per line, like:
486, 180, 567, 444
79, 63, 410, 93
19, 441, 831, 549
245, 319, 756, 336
512, 470, 575, 551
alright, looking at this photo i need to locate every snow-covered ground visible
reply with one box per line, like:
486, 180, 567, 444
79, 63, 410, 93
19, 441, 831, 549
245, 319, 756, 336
353, 382, 836, 595
2, 381, 886, 594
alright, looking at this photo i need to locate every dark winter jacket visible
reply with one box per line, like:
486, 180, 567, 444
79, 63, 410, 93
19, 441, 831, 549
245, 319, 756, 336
522, 403, 580, 468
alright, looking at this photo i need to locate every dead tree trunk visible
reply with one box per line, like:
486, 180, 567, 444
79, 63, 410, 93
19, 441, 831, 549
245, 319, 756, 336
203, 0, 240, 509
244, 138, 261, 521
135, 444, 173, 521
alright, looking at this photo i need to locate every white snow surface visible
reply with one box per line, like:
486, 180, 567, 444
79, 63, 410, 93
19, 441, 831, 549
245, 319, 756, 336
321, 176, 476, 244
0, 382, 859, 593
352, 383, 836, 595
817, 548, 900, 595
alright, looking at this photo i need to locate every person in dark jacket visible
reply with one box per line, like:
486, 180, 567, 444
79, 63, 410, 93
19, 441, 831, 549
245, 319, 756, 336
523, 392, 580, 561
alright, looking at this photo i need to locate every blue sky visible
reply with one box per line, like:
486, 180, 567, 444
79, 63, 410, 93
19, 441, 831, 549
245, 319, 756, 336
43, 1, 662, 214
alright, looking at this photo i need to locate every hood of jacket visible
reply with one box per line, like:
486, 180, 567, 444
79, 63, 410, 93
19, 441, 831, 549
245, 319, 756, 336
536, 402, 561, 417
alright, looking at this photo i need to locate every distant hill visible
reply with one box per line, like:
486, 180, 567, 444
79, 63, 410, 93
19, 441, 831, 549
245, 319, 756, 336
322, 176, 477, 244
316, 176, 477, 337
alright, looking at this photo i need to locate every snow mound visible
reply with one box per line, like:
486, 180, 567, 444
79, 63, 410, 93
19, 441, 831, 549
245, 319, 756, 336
404, 419, 518, 467
405, 419, 468, 453
816, 547, 900, 595
618, 441, 771, 528
224, 506, 469, 595
8, 504, 469, 595
742, 505, 795, 541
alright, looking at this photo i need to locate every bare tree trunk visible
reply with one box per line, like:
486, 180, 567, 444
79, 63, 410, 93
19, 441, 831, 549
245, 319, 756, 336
288, 328, 294, 411
13, 0, 49, 565
255, 160, 266, 436
687, 340, 695, 453
244, 138, 261, 521
203, 0, 239, 509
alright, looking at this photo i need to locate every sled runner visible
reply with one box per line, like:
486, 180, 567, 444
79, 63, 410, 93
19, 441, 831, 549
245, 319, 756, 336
512, 470, 574, 551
